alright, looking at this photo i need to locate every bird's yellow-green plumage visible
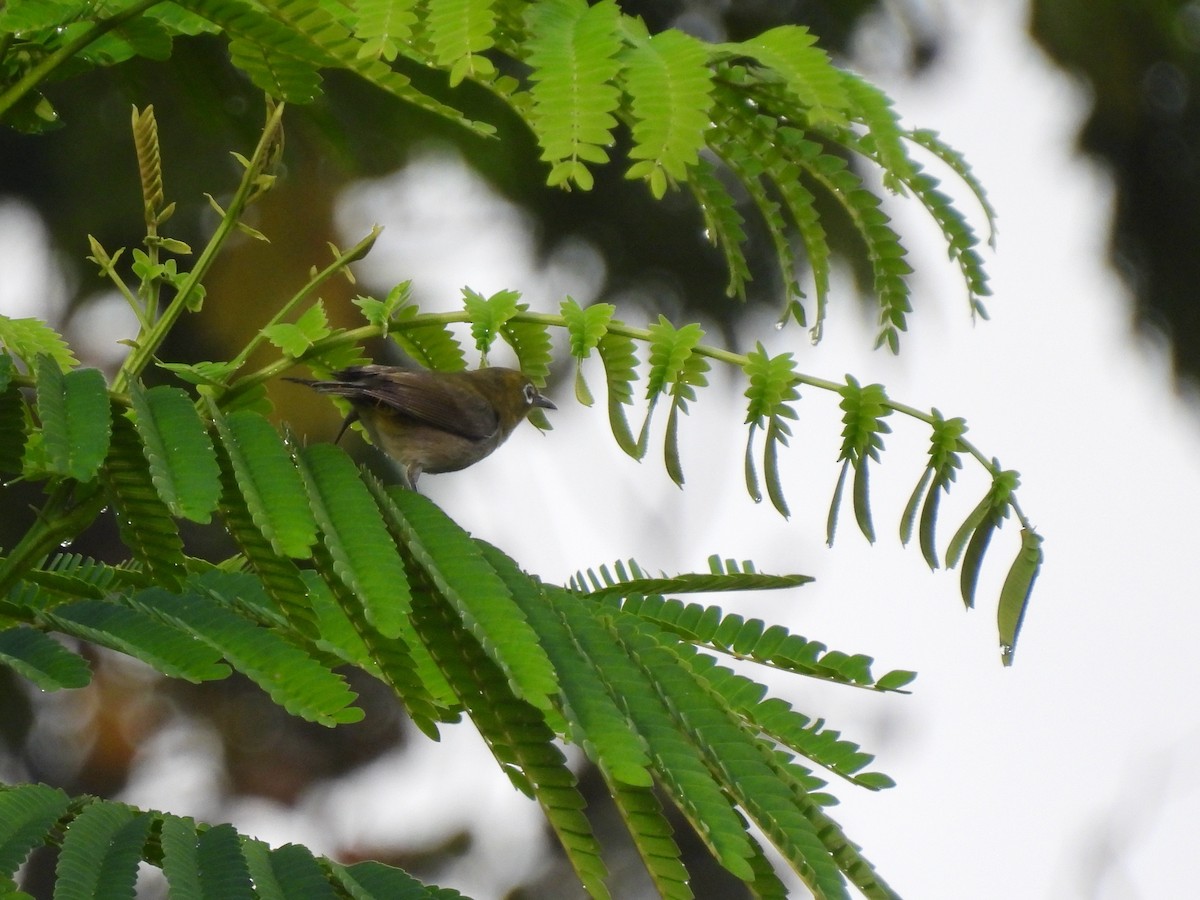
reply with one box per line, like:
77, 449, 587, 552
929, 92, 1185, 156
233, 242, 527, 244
289, 365, 555, 488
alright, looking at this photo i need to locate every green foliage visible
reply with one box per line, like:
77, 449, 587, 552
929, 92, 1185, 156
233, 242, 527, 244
0, 786, 459, 900
0, 7, 1050, 896
0, 0, 999, 345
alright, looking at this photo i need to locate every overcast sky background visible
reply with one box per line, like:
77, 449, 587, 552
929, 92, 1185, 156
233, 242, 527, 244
4, 1, 1199, 898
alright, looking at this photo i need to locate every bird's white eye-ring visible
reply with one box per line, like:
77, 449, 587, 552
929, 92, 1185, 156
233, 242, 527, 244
523, 383, 537, 405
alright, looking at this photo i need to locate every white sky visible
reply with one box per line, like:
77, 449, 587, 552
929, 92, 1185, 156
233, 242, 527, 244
5, 1, 1199, 898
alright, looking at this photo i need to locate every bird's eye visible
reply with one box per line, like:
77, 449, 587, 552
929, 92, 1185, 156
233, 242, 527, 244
523, 383, 537, 405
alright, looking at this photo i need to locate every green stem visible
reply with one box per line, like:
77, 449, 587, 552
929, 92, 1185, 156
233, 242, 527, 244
0, 0, 166, 123
228, 227, 383, 373
113, 101, 287, 394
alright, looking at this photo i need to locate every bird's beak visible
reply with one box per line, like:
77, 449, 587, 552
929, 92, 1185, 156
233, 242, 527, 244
534, 393, 556, 411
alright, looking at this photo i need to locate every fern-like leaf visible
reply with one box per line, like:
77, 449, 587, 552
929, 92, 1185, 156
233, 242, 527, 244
743, 344, 801, 517
606, 781, 692, 899
129, 384, 221, 523
104, 407, 188, 590
0, 783, 72, 877
561, 297, 614, 405
295, 443, 411, 640
621, 27, 714, 198
133, 587, 362, 726
0, 625, 90, 690
389, 304, 467, 371
37, 355, 111, 482
43, 598, 230, 683
596, 328, 643, 458
998, 528, 1043, 666
54, 801, 151, 900
829, 377, 892, 545
130, 105, 164, 222
618, 594, 897, 688
740, 26, 851, 129
642, 316, 706, 485
685, 157, 751, 299
908, 128, 999, 247
426, 0, 498, 86
409, 587, 610, 897
210, 406, 318, 559
377, 487, 560, 714
193, 822, 255, 899
0, 316, 78, 370
484, 546, 655, 787
525, 0, 623, 189
610, 614, 846, 893
351, 0, 419, 62
945, 466, 1020, 609
462, 287, 520, 361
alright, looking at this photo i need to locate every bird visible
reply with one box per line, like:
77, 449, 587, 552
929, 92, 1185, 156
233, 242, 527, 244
287, 365, 555, 489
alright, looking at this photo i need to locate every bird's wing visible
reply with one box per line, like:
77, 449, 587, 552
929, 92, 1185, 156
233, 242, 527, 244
338, 368, 500, 442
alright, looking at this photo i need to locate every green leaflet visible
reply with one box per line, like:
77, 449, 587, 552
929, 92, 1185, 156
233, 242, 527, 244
408, 587, 609, 897
0, 625, 90, 690
351, 0, 418, 63
296, 443, 411, 640
215, 457, 321, 641
742, 345, 800, 517
619, 594, 887, 688
686, 157, 751, 299
597, 329, 643, 458
741, 26, 852, 128
303, 553, 455, 739
561, 297, 614, 406
104, 408, 188, 591
134, 587, 362, 726
829, 377, 892, 544
462, 287, 520, 360
483, 545, 654, 787
0, 315, 77, 370
388, 304, 467, 372
999, 528, 1043, 666
158, 814, 207, 900
332, 858, 464, 898
903, 410, 969, 569
605, 781, 691, 899
622, 27, 714, 198
426, 0, 498, 86
838, 70, 915, 191
0, 783, 72, 876
525, 0, 623, 189
909, 128, 999, 247
129, 384, 221, 523
380, 487, 560, 714
611, 613, 845, 891
691, 655, 889, 789
36, 355, 111, 482
54, 801, 151, 900
262, 300, 334, 359
255, 841, 337, 899
193, 823, 254, 900
44, 598, 230, 683
500, 314, 553, 385
642, 317, 707, 486
707, 96, 806, 312
211, 406, 318, 559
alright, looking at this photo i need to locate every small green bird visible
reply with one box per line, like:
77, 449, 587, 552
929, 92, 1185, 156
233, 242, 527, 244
289, 365, 555, 489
